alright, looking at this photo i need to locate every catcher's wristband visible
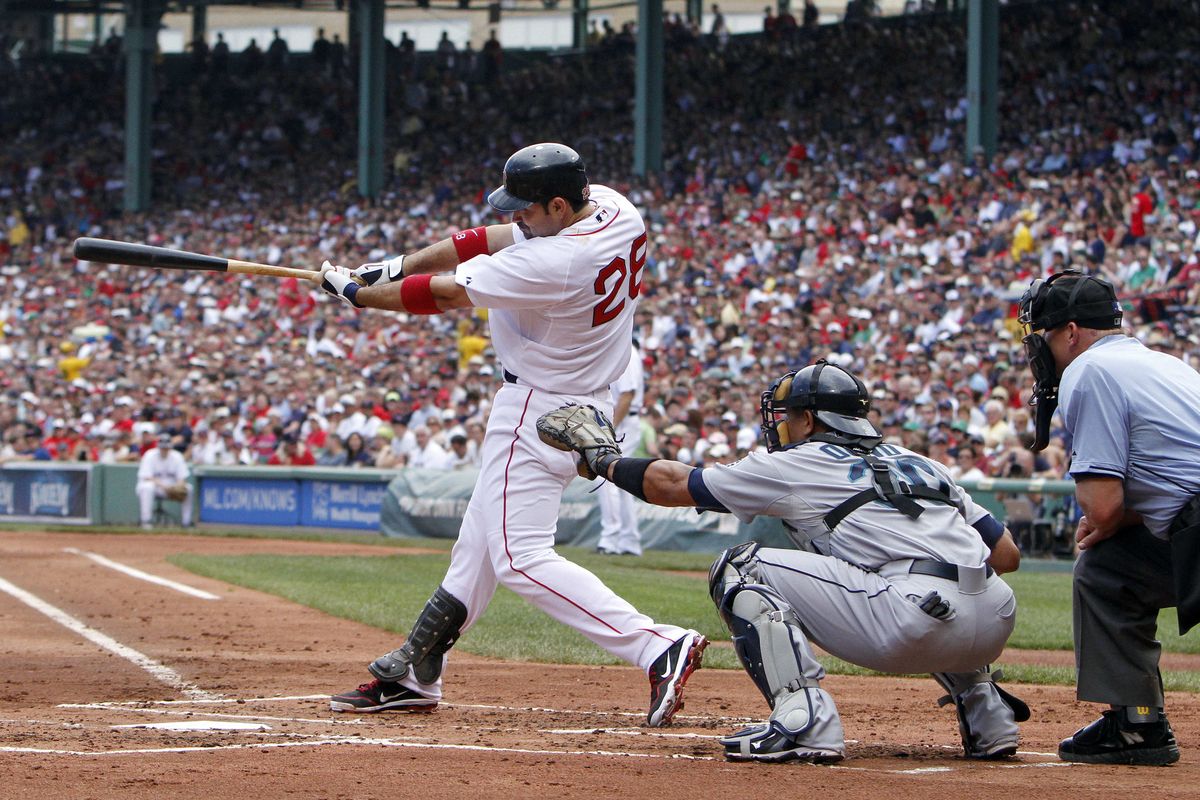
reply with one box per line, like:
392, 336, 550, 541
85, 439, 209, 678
607, 457, 658, 502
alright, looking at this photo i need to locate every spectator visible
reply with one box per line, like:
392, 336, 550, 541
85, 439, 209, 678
268, 433, 316, 466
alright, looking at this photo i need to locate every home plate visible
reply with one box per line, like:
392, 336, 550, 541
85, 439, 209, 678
113, 721, 272, 732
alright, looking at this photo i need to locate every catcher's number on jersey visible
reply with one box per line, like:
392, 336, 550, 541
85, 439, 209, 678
820, 442, 953, 496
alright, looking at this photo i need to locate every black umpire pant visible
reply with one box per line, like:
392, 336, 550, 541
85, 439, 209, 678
1073, 523, 1175, 708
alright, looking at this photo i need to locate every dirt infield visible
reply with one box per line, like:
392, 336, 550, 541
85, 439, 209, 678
2, 530, 1199, 799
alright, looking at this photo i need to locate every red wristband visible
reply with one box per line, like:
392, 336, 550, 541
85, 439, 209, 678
399, 275, 440, 315
452, 226, 489, 263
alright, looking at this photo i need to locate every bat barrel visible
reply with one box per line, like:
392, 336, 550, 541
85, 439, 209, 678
73, 237, 229, 272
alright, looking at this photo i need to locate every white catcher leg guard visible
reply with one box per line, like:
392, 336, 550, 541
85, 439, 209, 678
932, 668, 1030, 759
710, 543, 845, 762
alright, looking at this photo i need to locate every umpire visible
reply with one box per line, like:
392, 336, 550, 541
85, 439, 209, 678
1020, 269, 1200, 766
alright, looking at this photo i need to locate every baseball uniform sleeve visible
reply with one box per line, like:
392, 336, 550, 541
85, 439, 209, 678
455, 238, 575, 310
699, 452, 807, 524
1061, 360, 1130, 479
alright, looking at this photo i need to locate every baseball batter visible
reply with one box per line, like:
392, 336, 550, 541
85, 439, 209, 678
596, 342, 645, 556
319, 143, 706, 726
538, 360, 1028, 762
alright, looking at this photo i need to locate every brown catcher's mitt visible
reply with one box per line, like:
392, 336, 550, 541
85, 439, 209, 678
536, 403, 621, 480
164, 484, 190, 502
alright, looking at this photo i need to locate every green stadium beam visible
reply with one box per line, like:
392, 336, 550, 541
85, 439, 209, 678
123, 0, 159, 212
687, 0, 701, 26
192, 2, 206, 46
572, 0, 588, 49
634, 0, 664, 176
357, 0, 385, 198
966, 0, 998, 161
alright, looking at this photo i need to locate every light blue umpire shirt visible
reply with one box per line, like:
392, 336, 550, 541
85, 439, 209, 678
1059, 334, 1200, 538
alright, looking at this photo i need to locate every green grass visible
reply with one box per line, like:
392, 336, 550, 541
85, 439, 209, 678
170, 546, 1200, 690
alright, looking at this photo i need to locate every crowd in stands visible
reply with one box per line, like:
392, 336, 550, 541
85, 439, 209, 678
1, 1, 1198, 545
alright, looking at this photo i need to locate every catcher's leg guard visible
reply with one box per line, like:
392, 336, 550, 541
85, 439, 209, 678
932, 668, 1031, 759
369, 586, 468, 685
710, 545, 844, 760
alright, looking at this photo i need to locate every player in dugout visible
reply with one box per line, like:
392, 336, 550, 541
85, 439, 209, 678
537, 359, 1027, 763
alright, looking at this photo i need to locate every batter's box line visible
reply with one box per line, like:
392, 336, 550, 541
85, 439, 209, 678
0, 736, 719, 760
61, 696, 759, 726
56, 702, 367, 726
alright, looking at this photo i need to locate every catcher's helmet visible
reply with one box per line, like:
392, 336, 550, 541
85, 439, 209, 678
488, 143, 588, 212
760, 359, 880, 451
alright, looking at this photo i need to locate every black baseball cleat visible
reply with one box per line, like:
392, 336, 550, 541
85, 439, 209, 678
1058, 709, 1180, 765
646, 630, 707, 727
330, 678, 438, 713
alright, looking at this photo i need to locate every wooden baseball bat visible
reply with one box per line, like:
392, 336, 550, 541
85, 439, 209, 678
72, 237, 358, 284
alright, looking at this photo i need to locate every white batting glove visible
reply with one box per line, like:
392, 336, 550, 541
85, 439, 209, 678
319, 260, 363, 308
352, 255, 405, 287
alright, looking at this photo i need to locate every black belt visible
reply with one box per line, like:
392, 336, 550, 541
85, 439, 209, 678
909, 559, 994, 581
503, 369, 519, 384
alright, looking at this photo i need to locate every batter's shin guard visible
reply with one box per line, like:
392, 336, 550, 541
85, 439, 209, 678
369, 586, 468, 685
932, 668, 1030, 759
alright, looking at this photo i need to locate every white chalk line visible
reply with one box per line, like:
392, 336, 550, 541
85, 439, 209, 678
62, 702, 366, 726
541, 727, 722, 740
0, 576, 219, 701
0, 736, 718, 760
63, 547, 220, 601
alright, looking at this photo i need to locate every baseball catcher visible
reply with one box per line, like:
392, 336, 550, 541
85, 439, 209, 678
539, 359, 1028, 763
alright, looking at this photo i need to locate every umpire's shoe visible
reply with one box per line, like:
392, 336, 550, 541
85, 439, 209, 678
646, 630, 708, 727
330, 678, 438, 713
1058, 707, 1180, 766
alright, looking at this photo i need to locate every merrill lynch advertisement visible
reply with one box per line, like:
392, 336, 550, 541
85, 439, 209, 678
199, 476, 389, 529
0, 464, 91, 523
301, 481, 387, 530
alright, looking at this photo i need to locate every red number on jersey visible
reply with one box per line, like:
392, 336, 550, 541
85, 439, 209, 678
591, 257, 628, 327
591, 231, 649, 327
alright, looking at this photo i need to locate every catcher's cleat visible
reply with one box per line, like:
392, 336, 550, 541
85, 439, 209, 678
646, 630, 707, 727
329, 678, 438, 713
1058, 709, 1180, 766
720, 721, 845, 763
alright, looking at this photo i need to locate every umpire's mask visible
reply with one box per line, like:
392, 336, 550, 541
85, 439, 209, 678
1017, 270, 1122, 451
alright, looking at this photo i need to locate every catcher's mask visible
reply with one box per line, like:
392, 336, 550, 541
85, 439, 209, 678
760, 359, 882, 453
1017, 270, 1122, 451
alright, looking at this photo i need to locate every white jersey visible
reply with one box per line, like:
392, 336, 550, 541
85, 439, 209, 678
456, 184, 647, 394
610, 344, 645, 439
702, 440, 992, 570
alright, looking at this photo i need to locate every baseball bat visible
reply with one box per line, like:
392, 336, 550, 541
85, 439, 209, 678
72, 237, 359, 284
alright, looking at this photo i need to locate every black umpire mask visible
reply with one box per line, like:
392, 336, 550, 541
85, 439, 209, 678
1017, 270, 1122, 452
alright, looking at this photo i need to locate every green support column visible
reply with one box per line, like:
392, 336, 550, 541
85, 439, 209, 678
123, 0, 158, 212
687, 0, 702, 26
357, 0, 385, 198
634, 0, 664, 176
572, 0, 589, 50
966, 0, 998, 161
192, 3, 207, 44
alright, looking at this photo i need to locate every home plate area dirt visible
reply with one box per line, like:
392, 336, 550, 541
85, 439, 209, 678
2, 531, 1198, 799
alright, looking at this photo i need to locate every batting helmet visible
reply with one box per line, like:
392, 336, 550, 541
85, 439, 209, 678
488, 143, 588, 212
760, 359, 880, 451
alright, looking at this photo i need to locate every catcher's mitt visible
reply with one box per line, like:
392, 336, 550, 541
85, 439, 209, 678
164, 484, 190, 502
536, 403, 621, 480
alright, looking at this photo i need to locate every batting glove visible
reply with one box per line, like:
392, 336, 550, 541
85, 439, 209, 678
319, 260, 363, 308
352, 255, 405, 287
